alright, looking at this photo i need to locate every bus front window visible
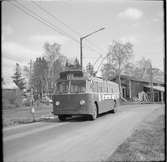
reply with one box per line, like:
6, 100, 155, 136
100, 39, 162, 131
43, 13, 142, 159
57, 81, 69, 94
71, 80, 86, 93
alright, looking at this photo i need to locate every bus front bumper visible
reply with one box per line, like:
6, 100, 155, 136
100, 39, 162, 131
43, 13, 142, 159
53, 105, 92, 115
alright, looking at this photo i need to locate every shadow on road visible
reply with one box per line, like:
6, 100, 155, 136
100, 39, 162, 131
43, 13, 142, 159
40, 111, 116, 123
34, 109, 117, 123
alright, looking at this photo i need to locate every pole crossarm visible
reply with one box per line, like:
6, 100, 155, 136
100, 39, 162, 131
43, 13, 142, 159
80, 27, 105, 69
81, 27, 105, 40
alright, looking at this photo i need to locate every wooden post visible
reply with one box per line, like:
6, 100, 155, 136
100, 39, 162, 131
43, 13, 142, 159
118, 74, 122, 97
161, 91, 164, 104
129, 80, 132, 99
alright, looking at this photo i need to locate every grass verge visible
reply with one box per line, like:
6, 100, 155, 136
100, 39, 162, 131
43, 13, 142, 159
3, 103, 53, 127
106, 109, 165, 161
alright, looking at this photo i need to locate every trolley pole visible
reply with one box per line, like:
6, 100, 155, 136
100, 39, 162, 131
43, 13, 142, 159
80, 38, 83, 69
80, 27, 105, 70
29, 59, 32, 89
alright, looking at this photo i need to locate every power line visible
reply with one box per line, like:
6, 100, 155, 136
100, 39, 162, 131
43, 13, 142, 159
32, 1, 81, 37
93, 54, 103, 67
32, 1, 106, 55
96, 53, 109, 72
11, 1, 104, 57
31, 1, 106, 61
9, 1, 106, 70
11, 1, 80, 44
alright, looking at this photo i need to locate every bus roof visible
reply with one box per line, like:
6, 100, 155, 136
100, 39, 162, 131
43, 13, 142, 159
90, 76, 119, 86
58, 70, 118, 86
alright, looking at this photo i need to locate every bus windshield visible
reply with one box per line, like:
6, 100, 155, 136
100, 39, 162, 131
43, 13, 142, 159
57, 80, 86, 94
71, 80, 86, 93
57, 81, 69, 93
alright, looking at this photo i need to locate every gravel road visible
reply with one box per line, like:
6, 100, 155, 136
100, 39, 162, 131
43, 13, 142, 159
3, 104, 163, 162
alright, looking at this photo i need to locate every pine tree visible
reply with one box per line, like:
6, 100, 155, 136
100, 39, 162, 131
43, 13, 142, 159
74, 58, 80, 68
12, 63, 26, 90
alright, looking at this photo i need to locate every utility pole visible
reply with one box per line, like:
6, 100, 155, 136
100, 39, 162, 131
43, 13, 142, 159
150, 63, 155, 103
80, 38, 83, 69
80, 27, 105, 69
29, 59, 32, 89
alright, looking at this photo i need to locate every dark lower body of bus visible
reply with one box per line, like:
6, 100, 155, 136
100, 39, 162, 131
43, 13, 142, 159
52, 93, 119, 121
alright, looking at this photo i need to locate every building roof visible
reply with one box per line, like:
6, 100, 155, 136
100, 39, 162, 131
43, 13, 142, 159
2, 82, 18, 89
144, 85, 164, 92
113, 74, 164, 85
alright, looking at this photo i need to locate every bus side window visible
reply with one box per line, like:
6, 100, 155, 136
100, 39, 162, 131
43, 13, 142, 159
103, 82, 104, 93
111, 85, 113, 93
108, 84, 110, 93
92, 81, 94, 92
111, 86, 113, 93
98, 82, 100, 92
101, 82, 102, 93
95, 82, 97, 92
93, 82, 97, 92
90, 81, 94, 92
105, 82, 107, 93
87, 81, 91, 92
92, 81, 96, 92
95, 82, 98, 92
100, 82, 102, 92
109, 84, 112, 93
105, 82, 106, 93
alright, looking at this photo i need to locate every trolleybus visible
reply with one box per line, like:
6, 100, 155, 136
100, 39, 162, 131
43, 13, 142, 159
52, 68, 120, 121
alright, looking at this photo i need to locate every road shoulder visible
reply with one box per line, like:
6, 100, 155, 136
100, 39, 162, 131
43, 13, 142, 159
106, 105, 165, 161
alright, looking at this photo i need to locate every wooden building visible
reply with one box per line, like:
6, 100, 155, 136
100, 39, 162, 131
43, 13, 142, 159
111, 75, 164, 103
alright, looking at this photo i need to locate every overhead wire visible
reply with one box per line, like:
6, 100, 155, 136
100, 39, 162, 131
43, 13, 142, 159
31, 1, 106, 66
96, 53, 110, 73
9, 0, 107, 71
32, 1, 106, 53
13, 0, 80, 43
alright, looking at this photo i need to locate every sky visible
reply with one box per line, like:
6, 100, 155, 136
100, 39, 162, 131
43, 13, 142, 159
2, 0, 164, 86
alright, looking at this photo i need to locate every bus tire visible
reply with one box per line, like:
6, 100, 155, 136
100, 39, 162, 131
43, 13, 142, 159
58, 115, 66, 121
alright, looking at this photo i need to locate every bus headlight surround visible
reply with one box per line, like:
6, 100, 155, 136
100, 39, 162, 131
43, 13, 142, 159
80, 99, 85, 105
55, 101, 60, 106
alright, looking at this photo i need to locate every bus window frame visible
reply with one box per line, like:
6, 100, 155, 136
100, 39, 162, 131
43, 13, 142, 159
56, 80, 69, 94
70, 80, 86, 93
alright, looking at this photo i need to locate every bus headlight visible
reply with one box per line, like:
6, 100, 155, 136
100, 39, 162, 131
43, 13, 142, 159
55, 101, 60, 106
80, 100, 85, 105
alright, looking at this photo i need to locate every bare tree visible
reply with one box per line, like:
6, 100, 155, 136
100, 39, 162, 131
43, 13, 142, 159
102, 41, 133, 97
31, 57, 48, 98
134, 58, 152, 80
44, 42, 61, 74
43, 42, 66, 93
86, 62, 95, 76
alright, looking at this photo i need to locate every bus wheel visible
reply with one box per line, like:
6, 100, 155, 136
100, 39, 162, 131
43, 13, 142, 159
58, 115, 66, 121
90, 107, 97, 120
